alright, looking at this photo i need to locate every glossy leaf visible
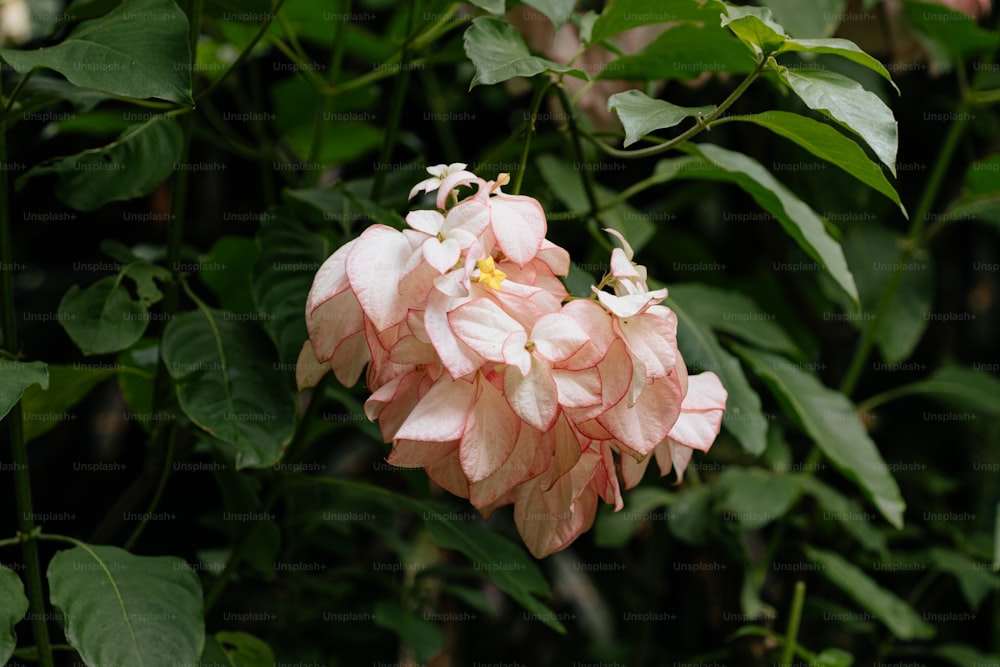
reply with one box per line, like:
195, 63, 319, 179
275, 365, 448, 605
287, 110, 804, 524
721, 5, 788, 55
660, 144, 859, 304
0, 0, 192, 103
47, 544, 205, 666
0, 567, 29, 664
0, 360, 48, 422
20, 364, 116, 441
17, 116, 184, 211
469, 0, 505, 13
589, 0, 724, 44
733, 345, 905, 528
58, 276, 150, 355
776, 66, 898, 175
608, 90, 716, 147
463, 17, 586, 87
776, 38, 898, 91
162, 308, 296, 469
730, 111, 904, 212
805, 546, 935, 640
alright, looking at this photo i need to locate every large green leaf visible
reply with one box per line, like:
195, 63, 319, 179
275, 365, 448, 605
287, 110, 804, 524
58, 276, 150, 355
589, 0, 724, 44
904, 1, 999, 58
805, 546, 935, 640
21, 364, 117, 441
608, 90, 715, 147
721, 5, 788, 55
732, 345, 905, 528
717, 468, 800, 530
0, 567, 29, 664
522, 0, 576, 29
0, 0, 192, 103
47, 544, 205, 666
760, 0, 844, 38
837, 225, 932, 364
776, 38, 898, 91
775, 66, 897, 175
660, 144, 859, 304
161, 308, 296, 469
880, 364, 1000, 418
250, 209, 329, 364
0, 360, 48, 422
373, 601, 445, 664
664, 288, 768, 456
729, 111, 903, 212
598, 22, 756, 81
18, 116, 184, 211
927, 547, 1000, 609
463, 17, 586, 87
790, 474, 887, 553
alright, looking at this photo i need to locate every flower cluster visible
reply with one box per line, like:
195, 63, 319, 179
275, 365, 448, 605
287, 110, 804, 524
297, 164, 727, 558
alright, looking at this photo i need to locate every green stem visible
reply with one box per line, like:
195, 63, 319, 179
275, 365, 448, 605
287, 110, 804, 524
555, 84, 600, 220
511, 79, 551, 195
781, 581, 806, 667
0, 95, 55, 667
1, 68, 37, 115
839, 97, 970, 397
371, 0, 418, 202
583, 62, 763, 160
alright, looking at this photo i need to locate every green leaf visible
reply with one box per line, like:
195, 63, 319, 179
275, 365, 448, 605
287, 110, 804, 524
213, 631, 275, 667
17, 116, 184, 212
469, 0, 505, 13
250, 209, 329, 364
199, 237, 260, 314
837, 225, 932, 363
790, 475, 887, 553
0, 360, 48, 422
125, 261, 172, 307
903, 1, 1000, 58
463, 17, 586, 87
887, 364, 1000, 417
721, 5, 788, 55
598, 22, 756, 81
759, 0, 845, 38
58, 276, 150, 355
775, 38, 898, 91
666, 283, 800, 359
775, 66, 898, 175
117, 340, 159, 431
732, 345, 905, 528
805, 546, 935, 640
0, 566, 29, 664
934, 643, 1000, 667
814, 647, 855, 667
0, 0, 192, 103
373, 601, 445, 664
595, 486, 674, 548
717, 468, 800, 530
21, 364, 116, 441
666, 484, 715, 545
661, 144, 859, 304
664, 288, 768, 456
47, 544, 205, 666
589, 0, 724, 44
421, 508, 564, 633
729, 111, 904, 213
161, 308, 296, 469
928, 547, 1000, 610
523, 0, 577, 29
536, 153, 655, 254
608, 90, 715, 148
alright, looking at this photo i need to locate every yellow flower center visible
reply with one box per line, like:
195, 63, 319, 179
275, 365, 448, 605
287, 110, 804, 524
476, 256, 506, 290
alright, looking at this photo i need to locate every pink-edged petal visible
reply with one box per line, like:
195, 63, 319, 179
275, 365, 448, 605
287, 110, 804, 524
559, 300, 615, 369
448, 298, 523, 362
460, 379, 520, 482
514, 477, 598, 558
469, 423, 543, 508
610, 247, 641, 281
501, 331, 531, 376
552, 367, 602, 409
443, 198, 490, 237
598, 371, 683, 457
667, 372, 727, 452
329, 330, 371, 388
395, 376, 476, 443
365, 369, 422, 440
666, 443, 694, 483
603, 227, 634, 260
504, 354, 559, 432
306, 288, 365, 363
542, 443, 601, 516
305, 239, 356, 314
295, 340, 328, 390
422, 237, 462, 274
490, 193, 546, 266
530, 313, 589, 363
594, 442, 624, 511
424, 289, 482, 379
387, 438, 457, 468
617, 313, 677, 381
435, 171, 481, 209
389, 333, 438, 366
594, 287, 668, 318
346, 225, 415, 331
406, 209, 445, 235
535, 239, 570, 276
425, 446, 471, 498
620, 450, 652, 490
